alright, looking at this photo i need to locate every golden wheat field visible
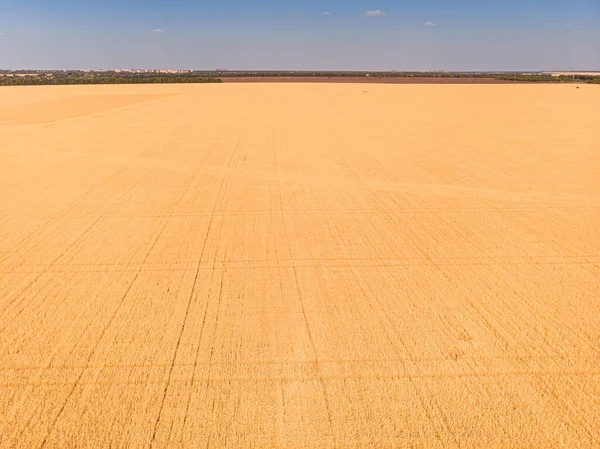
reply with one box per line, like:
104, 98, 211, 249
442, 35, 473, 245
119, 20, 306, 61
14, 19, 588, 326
0, 83, 599, 448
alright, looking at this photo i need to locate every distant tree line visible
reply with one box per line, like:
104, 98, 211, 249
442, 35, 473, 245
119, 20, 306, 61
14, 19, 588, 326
487, 74, 599, 84
210, 70, 600, 83
210, 71, 600, 84
1, 70, 598, 86
0, 71, 221, 86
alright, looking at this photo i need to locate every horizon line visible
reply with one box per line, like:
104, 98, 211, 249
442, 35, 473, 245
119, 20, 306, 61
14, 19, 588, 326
2, 68, 600, 73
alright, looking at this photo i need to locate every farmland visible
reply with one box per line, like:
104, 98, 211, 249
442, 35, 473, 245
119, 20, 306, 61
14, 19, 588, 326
0, 83, 599, 448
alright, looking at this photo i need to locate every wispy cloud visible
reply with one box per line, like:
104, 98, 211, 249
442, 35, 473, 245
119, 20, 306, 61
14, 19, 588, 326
365, 10, 386, 17
0, 32, 4, 36
424, 21, 437, 26
152, 28, 164, 33
320, 12, 331, 15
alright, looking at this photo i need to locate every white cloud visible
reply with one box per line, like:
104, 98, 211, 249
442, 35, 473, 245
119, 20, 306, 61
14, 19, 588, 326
365, 10, 386, 17
320, 12, 331, 15
152, 28, 164, 33
424, 21, 437, 26
0, 32, 4, 36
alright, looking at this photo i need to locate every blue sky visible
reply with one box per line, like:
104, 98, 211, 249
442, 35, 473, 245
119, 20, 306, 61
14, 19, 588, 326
0, 0, 598, 70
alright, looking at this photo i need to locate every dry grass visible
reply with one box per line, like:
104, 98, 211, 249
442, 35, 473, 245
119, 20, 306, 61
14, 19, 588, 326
0, 83, 599, 448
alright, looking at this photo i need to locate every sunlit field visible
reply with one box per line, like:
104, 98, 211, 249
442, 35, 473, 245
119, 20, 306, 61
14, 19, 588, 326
1, 83, 599, 448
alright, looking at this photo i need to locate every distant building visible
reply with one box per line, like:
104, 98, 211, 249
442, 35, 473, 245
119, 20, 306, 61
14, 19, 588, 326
543, 72, 600, 77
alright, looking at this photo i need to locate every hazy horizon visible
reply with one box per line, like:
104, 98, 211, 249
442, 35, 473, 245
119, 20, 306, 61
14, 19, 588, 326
1, 0, 599, 71
4, 69, 600, 73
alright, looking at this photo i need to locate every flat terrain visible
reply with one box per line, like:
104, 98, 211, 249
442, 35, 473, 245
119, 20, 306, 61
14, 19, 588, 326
0, 83, 599, 448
